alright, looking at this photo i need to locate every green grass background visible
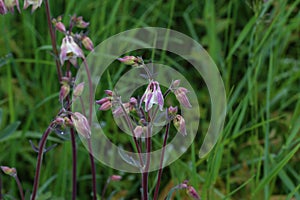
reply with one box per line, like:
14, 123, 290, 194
0, 0, 299, 199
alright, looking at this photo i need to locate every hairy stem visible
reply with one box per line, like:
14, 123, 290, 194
153, 123, 170, 200
31, 123, 54, 200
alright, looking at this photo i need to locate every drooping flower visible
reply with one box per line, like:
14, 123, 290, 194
171, 80, 192, 108
73, 16, 89, 28
173, 114, 187, 136
133, 126, 143, 138
59, 83, 70, 103
141, 81, 164, 112
4, 0, 20, 13
59, 35, 84, 66
81, 36, 94, 51
71, 112, 91, 139
0, 0, 8, 15
23, 0, 42, 13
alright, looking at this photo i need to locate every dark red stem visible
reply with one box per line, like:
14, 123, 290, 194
14, 176, 25, 200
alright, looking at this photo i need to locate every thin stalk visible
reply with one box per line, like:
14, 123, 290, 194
65, 62, 77, 200
14, 176, 25, 200
44, 0, 62, 82
101, 178, 111, 199
82, 58, 97, 199
70, 128, 77, 200
31, 123, 54, 200
142, 125, 152, 200
153, 123, 170, 200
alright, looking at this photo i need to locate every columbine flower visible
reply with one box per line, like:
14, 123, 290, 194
1, 0, 21, 15
118, 56, 143, 67
141, 81, 164, 112
171, 80, 192, 108
60, 35, 84, 66
71, 112, 91, 139
74, 16, 89, 28
1, 166, 17, 177
173, 114, 187, 136
23, 0, 42, 13
0, 0, 8, 15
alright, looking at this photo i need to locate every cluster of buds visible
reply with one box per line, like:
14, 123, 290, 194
0, 0, 43, 15
96, 90, 113, 111
167, 106, 187, 136
52, 15, 94, 67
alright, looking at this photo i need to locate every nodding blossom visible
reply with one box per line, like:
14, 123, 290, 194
0, 0, 20, 14
173, 114, 187, 136
171, 80, 192, 108
141, 81, 164, 112
59, 35, 84, 66
71, 112, 91, 139
23, 0, 43, 13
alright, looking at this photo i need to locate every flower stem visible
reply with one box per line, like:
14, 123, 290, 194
0, 173, 2, 200
31, 123, 54, 200
70, 128, 77, 200
153, 122, 170, 200
14, 176, 25, 200
44, 0, 62, 82
82, 58, 97, 199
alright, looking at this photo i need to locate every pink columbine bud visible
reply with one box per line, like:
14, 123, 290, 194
71, 112, 91, 139
187, 186, 201, 200
171, 80, 181, 89
59, 83, 70, 103
1, 0, 20, 14
129, 97, 137, 106
55, 21, 66, 33
82, 36, 94, 51
117, 56, 143, 67
133, 126, 143, 138
74, 16, 89, 28
1, 166, 17, 177
73, 82, 84, 97
0, 0, 7, 15
168, 106, 178, 118
174, 87, 192, 108
104, 90, 113, 96
110, 175, 122, 181
64, 117, 73, 127
23, 0, 42, 13
96, 97, 110, 105
141, 81, 164, 112
99, 101, 112, 111
60, 35, 84, 66
173, 114, 187, 136
54, 117, 65, 125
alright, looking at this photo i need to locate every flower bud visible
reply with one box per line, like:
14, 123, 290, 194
82, 36, 94, 51
59, 84, 70, 102
1, 166, 17, 178
99, 101, 112, 111
117, 56, 137, 65
171, 80, 181, 89
55, 21, 66, 33
173, 115, 187, 136
54, 117, 65, 125
133, 126, 143, 138
104, 90, 113, 96
174, 87, 192, 108
168, 106, 178, 118
74, 16, 89, 28
110, 175, 122, 181
71, 112, 91, 139
187, 186, 201, 200
73, 82, 84, 97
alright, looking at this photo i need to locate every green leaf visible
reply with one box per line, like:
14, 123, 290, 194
0, 121, 21, 142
